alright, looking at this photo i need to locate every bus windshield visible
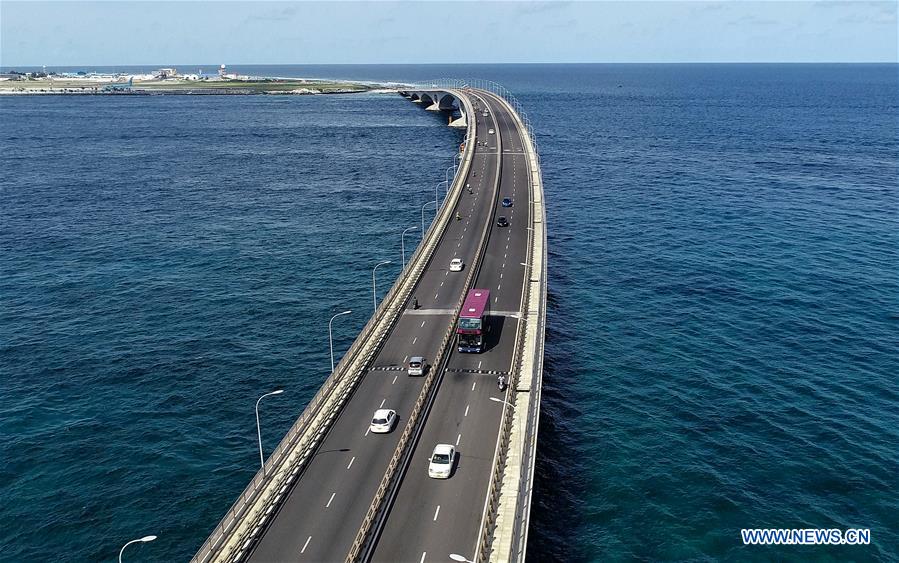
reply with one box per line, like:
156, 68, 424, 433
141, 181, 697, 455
459, 317, 481, 331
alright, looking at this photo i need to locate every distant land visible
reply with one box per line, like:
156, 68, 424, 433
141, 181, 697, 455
0, 66, 386, 95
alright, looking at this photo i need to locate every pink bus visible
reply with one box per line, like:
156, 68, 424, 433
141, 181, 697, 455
457, 289, 490, 353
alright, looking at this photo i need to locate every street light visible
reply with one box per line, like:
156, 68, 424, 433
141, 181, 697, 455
372, 260, 392, 311
421, 200, 437, 233
329, 310, 352, 372
449, 555, 474, 563
401, 226, 418, 269
256, 389, 284, 473
119, 536, 157, 563
489, 396, 512, 407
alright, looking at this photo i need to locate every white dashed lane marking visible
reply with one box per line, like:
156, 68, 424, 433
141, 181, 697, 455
347, 457, 355, 470
326, 492, 336, 508
464, 404, 470, 417
433, 505, 441, 521
301, 536, 312, 554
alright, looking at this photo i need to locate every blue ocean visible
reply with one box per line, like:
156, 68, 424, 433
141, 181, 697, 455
1, 64, 897, 562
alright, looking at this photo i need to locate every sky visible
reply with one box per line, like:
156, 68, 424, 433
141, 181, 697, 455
1, 1, 897, 66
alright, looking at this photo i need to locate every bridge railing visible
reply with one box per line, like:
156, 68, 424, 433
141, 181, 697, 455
191, 88, 478, 563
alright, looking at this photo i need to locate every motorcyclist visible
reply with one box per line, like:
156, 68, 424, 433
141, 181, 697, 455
456, 212, 462, 221
413, 297, 419, 310
497, 374, 507, 390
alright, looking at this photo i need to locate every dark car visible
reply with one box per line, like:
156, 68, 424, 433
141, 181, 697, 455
502, 197, 513, 207
497, 216, 509, 227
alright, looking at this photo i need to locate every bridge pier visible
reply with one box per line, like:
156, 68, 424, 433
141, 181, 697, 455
449, 111, 467, 128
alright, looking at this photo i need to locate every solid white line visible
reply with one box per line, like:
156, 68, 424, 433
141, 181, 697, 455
433, 505, 441, 521
347, 457, 355, 470
420, 552, 427, 563
456, 433, 462, 446
380, 398, 386, 408
301, 536, 312, 554
464, 404, 470, 417
326, 492, 336, 508
392, 375, 398, 384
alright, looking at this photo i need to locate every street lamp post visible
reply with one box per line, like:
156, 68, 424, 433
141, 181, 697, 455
401, 226, 418, 269
449, 554, 474, 563
329, 310, 352, 372
119, 536, 157, 563
256, 389, 284, 473
421, 200, 437, 233
372, 260, 392, 311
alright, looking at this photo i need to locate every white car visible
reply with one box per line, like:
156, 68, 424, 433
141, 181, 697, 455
369, 409, 397, 433
449, 258, 464, 272
488, 128, 495, 135
428, 444, 455, 479
407, 356, 426, 376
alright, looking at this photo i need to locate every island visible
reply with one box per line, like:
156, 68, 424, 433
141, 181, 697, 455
0, 66, 387, 95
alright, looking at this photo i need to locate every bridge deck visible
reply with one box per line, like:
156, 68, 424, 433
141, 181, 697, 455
194, 87, 544, 563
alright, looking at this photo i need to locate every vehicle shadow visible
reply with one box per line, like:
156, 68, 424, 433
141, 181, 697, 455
483, 314, 506, 353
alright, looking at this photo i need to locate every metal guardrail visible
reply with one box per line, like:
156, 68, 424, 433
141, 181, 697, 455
346, 89, 504, 562
191, 88, 477, 563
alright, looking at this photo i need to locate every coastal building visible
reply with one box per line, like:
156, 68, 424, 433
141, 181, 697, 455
155, 68, 178, 79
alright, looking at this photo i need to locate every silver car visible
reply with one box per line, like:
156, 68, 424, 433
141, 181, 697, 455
408, 356, 426, 376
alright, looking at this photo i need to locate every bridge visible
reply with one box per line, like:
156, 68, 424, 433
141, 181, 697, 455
192, 80, 547, 563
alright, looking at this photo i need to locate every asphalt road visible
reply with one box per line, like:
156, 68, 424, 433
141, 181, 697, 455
247, 91, 519, 562
370, 92, 532, 563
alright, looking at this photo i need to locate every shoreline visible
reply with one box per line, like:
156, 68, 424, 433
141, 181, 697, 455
0, 76, 400, 96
